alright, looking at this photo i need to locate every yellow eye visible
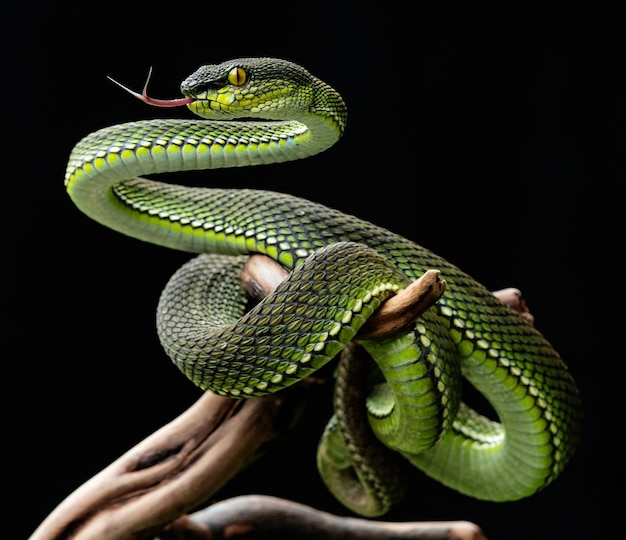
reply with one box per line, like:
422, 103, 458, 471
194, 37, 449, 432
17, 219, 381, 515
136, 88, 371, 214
228, 67, 247, 86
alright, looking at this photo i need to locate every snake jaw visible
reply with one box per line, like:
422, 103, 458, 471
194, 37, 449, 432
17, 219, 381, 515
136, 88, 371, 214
107, 67, 195, 108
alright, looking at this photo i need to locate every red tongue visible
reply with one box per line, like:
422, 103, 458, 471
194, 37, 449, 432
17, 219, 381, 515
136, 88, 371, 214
107, 67, 194, 108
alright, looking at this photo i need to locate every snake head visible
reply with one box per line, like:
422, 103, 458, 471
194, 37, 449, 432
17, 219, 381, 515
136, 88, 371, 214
109, 57, 347, 136
179, 57, 317, 120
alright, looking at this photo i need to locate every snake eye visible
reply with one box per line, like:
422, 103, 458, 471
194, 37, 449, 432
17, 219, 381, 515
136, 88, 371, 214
227, 67, 247, 86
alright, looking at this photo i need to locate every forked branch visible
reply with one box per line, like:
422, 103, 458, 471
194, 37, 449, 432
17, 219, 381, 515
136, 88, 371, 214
30, 255, 497, 540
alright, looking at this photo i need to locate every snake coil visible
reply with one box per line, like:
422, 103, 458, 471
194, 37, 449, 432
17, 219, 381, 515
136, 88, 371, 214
64, 57, 583, 517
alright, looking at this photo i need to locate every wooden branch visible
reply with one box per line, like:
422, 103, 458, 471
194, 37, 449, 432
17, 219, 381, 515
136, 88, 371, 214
160, 495, 487, 540
492, 287, 534, 325
241, 254, 447, 339
241, 254, 533, 327
30, 254, 479, 540
30, 389, 314, 540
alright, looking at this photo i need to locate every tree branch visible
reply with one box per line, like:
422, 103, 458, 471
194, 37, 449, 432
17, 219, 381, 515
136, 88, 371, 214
160, 495, 487, 540
30, 389, 314, 540
30, 255, 488, 540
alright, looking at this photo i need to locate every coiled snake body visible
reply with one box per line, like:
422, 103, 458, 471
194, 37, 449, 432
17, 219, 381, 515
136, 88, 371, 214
65, 57, 582, 517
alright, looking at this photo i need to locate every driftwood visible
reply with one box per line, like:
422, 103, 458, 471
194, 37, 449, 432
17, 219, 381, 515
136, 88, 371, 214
30, 254, 534, 540
161, 495, 486, 540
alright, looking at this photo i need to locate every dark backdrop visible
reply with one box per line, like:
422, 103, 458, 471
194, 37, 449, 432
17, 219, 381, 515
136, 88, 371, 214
6, 2, 616, 538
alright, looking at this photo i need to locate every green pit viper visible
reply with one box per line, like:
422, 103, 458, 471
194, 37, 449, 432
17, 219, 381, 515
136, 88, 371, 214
64, 57, 583, 517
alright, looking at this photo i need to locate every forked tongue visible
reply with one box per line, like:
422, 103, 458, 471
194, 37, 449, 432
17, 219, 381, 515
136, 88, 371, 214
107, 67, 194, 108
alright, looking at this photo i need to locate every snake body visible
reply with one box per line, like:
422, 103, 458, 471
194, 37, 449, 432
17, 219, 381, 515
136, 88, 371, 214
64, 57, 582, 516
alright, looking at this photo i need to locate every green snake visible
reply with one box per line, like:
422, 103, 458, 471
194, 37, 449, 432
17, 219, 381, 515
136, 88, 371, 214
64, 57, 583, 517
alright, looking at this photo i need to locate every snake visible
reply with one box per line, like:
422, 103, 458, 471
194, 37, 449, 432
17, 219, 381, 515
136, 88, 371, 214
64, 57, 583, 517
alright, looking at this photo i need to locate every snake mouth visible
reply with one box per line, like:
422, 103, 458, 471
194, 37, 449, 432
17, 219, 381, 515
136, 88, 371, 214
107, 68, 195, 108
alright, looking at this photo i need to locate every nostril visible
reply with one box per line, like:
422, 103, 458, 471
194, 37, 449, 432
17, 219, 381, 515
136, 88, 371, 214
181, 79, 218, 97
181, 64, 228, 96
180, 77, 199, 95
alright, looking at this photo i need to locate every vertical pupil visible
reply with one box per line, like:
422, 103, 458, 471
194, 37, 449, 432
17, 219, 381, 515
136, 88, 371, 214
229, 67, 246, 86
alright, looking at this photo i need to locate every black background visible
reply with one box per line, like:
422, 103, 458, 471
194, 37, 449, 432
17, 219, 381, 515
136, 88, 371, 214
5, 1, 618, 539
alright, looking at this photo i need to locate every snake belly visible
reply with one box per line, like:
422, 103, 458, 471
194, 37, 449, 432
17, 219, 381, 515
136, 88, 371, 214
64, 57, 583, 516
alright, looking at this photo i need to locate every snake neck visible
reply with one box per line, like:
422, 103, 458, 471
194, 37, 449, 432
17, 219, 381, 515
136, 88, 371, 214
309, 78, 348, 140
